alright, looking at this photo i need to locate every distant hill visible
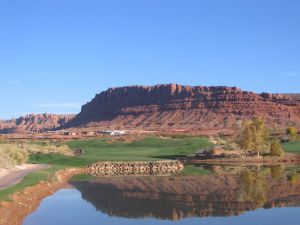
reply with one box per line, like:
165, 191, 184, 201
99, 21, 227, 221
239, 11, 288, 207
0, 113, 75, 134
2, 85, 299, 135
63, 84, 300, 134
282, 94, 300, 101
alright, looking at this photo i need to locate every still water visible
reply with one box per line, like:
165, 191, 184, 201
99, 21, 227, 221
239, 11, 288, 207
23, 165, 300, 225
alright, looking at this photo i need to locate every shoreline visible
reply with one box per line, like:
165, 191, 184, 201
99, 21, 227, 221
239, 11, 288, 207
0, 168, 82, 225
187, 153, 300, 166
0, 164, 50, 190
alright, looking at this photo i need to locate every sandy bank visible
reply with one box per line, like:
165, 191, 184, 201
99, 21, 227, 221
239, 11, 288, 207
0, 164, 50, 190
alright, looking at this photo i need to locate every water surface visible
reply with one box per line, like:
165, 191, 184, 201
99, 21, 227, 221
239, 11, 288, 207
23, 165, 300, 225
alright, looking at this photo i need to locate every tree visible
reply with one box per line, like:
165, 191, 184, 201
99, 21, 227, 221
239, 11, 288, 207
270, 140, 284, 157
286, 127, 297, 141
239, 117, 269, 157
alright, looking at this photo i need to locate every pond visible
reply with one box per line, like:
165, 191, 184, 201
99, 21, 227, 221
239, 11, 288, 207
23, 165, 300, 225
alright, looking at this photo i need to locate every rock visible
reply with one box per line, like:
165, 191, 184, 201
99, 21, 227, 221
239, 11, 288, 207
86, 161, 184, 177
63, 84, 300, 134
0, 113, 75, 133
74, 149, 85, 156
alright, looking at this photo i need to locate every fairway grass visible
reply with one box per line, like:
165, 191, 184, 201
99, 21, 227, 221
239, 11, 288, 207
29, 137, 212, 167
282, 140, 300, 154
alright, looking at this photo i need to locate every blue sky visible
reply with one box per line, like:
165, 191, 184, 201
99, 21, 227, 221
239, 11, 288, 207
0, 0, 299, 119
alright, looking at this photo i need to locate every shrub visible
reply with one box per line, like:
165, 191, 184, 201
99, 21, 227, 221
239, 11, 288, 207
24, 142, 72, 155
0, 141, 72, 169
0, 144, 28, 168
270, 140, 284, 157
286, 127, 297, 141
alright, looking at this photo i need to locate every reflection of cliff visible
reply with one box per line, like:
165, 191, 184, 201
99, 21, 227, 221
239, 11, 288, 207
71, 173, 300, 220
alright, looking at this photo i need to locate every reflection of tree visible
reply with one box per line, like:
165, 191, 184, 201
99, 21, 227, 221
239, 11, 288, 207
238, 171, 268, 207
270, 165, 284, 180
288, 170, 298, 184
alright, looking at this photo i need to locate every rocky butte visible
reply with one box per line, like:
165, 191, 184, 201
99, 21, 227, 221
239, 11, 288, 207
0, 113, 74, 134
64, 84, 300, 134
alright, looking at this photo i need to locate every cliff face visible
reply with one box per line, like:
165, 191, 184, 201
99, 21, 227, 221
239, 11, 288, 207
65, 84, 300, 133
0, 114, 75, 133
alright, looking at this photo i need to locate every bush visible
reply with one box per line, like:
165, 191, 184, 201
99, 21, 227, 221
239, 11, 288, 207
24, 142, 71, 155
270, 140, 284, 157
0, 144, 28, 168
286, 127, 297, 141
0, 141, 72, 169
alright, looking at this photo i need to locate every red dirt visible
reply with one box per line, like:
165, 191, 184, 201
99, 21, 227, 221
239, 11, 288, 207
0, 168, 82, 225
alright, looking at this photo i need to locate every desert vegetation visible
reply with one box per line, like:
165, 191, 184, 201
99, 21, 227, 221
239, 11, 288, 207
0, 141, 72, 169
0, 144, 28, 168
286, 127, 298, 141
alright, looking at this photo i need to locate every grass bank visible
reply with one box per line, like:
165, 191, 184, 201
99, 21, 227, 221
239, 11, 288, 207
0, 165, 66, 201
282, 141, 300, 154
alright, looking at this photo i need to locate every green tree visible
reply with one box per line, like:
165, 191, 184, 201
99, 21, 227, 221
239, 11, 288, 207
239, 117, 270, 157
286, 127, 298, 141
270, 140, 284, 157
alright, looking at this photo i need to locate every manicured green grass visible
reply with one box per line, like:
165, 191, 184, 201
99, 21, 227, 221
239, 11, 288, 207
0, 165, 66, 201
282, 141, 300, 154
29, 137, 212, 167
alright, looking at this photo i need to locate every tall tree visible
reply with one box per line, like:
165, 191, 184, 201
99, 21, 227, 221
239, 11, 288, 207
239, 117, 269, 157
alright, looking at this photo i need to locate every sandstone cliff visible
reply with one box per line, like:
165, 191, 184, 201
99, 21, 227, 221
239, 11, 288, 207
0, 113, 75, 133
64, 84, 300, 133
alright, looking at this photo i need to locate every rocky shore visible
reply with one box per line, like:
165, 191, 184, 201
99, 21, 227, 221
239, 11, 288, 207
86, 160, 184, 177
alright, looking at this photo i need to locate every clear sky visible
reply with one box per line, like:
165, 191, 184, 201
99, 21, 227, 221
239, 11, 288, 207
0, 0, 299, 119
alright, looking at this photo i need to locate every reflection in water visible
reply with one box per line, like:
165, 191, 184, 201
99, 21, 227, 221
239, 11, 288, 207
270, 165, 284, 180
238, 171, 268, 207
70, 170, 300, 220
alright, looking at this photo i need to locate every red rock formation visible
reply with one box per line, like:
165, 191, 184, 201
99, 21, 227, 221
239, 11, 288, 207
64, 84, 300, 133
0, 113, 75, 133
